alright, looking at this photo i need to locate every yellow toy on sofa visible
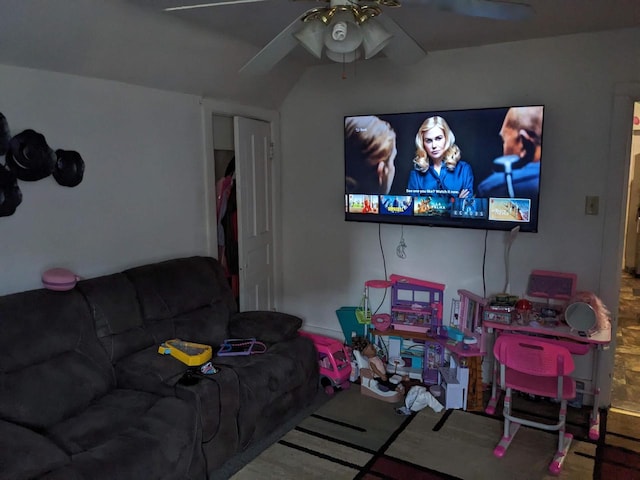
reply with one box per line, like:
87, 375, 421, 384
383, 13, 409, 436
158, 339, 212, 366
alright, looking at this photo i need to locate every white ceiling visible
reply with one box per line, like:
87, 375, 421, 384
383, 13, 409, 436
1, 0, 639, 109
127, 0, 640, 56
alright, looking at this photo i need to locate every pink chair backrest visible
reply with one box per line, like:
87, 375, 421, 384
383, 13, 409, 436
494, 334, 575, 377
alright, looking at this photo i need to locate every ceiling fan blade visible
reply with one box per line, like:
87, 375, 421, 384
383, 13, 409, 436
239, 16, 303, 75
164, 0, 268, 11
428, 0, 534, 21
375, 14, 427, 65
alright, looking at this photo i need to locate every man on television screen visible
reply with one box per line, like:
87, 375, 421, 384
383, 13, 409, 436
344, 115, 397, 195
477, 106, 543, 201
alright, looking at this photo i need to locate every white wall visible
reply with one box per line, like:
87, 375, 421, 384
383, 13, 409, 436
279, 28, 640, 339
0, 64, 209, 295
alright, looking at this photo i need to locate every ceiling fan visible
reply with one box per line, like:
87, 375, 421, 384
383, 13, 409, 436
165, 0, 534, 75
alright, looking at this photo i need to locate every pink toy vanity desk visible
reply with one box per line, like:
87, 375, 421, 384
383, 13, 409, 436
484, 319, 611, 440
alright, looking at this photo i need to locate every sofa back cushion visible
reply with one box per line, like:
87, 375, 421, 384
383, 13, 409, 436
77, 273, 155, 362
124, 256, 236, 346
0, 289, 114, 429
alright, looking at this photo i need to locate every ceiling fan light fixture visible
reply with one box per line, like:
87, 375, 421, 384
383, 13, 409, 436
361, 19, 393, 59
294, 19, 325, 59
325, 48, 361, 64
323, 12, 363, 55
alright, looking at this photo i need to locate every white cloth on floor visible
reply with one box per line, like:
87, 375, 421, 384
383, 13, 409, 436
404, 385, 444, 413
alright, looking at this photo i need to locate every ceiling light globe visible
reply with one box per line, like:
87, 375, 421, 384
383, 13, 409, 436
323, 12, 363, 54
332, 21, 347, 41
294, 20, 325, 59
326, 48, 361, 64
361, 19, 393, 59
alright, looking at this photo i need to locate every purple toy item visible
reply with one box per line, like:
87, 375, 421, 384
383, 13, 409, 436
217, 338, 266, 356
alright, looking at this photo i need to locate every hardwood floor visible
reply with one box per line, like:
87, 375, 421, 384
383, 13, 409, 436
611, 270, 640, 413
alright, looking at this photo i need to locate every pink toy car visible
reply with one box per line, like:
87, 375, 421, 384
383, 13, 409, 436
300, 331, 352, 394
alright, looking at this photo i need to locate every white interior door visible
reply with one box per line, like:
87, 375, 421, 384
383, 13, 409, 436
624, 155, 640, 270
234, 116, 274, 311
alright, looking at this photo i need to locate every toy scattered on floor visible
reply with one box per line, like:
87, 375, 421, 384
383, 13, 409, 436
300, 331, 352, 395
396, 385, 444, 415
352, 336, 407, 403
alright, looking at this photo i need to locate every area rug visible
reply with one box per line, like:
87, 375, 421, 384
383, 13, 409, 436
230, 387, 596, 480
595, 408, 640, 480
230, 386, 408, 479
388, 409, 595, 480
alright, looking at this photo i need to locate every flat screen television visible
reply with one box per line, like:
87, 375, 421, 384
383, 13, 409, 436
344, 105, 544, 232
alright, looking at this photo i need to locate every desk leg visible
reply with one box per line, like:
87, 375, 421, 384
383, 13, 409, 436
588, 345, 602, 441
486, 343, 501, 415
589, 410, 600, 441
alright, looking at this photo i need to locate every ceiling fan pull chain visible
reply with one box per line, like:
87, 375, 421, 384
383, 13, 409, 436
340, 50, 359, 80
342, 53, 347, 79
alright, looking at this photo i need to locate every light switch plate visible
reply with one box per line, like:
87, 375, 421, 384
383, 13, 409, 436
585, 196, 599, 215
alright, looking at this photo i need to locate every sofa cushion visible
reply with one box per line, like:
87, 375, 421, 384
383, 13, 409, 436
173, 303, 231, 347
212, 335, 318, 447
47, 390, 204, 480
114, 346, 238, 445
125, 256, 237, 321
39, 467, 85, 480
228, 311, 302, 344
78, 273, 155, 362
114, 345, 192, 395
0, 289, 114, 429
1, 350, 114, 430
193, 367, 242, 470
0, 419, 70, 480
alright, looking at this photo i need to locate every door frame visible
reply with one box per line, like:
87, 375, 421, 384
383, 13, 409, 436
200, 98, 283, 310
599, 83, 640, 407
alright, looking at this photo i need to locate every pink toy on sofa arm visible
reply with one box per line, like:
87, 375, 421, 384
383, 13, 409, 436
42, 268, 80, 291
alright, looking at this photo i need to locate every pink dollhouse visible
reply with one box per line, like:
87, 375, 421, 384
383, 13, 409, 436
390, 274, 445, 335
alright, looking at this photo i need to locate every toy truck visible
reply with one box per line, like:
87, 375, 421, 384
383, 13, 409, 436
300, 331, 352, 394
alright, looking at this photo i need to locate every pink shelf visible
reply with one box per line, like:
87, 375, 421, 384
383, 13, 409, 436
365, 279, 392, 289
392, 307, 430, 313
371, 330, 483, 358
434, 338, 483, 358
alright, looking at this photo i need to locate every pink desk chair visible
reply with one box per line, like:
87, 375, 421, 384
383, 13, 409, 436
492, 334, 576, 475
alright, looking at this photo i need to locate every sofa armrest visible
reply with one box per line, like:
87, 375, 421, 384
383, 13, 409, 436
0, 419, 70, 480
114, 345, 188, 396
228, 311, 302, 344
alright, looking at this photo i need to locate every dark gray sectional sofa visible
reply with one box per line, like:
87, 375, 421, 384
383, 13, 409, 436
0, 256, 319, 480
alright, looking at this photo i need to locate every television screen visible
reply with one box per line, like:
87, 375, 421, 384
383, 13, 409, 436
344, 105, 544, 232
